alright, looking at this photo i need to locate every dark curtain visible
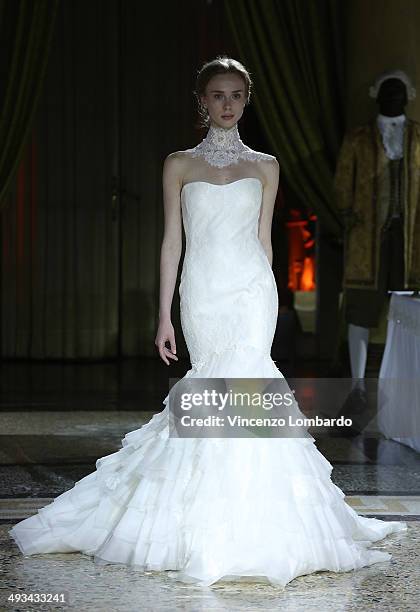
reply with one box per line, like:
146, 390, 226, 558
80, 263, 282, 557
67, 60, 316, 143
0, 0, 220, 359
225, 0, 345, 237
0, 0, 59, 211
1, 0, 121, 359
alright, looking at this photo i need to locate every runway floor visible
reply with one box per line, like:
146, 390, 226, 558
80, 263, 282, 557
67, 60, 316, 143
1, 358, 419, 611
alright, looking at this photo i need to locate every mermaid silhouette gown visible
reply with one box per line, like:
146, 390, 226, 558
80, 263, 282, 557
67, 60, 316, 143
10, 177, 407, 588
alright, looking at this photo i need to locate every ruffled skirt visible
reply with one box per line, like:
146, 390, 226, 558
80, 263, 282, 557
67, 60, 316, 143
10, 346, 407, 587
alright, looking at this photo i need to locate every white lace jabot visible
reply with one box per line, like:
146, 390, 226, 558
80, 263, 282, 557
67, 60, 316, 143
186, 124, 273, 168
376, 113, 406, 160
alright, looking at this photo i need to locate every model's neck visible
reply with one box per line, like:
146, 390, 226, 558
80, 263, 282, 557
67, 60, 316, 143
205, 123, 242, 149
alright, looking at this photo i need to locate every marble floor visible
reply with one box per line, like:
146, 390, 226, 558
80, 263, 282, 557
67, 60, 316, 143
1, 359, 419, 611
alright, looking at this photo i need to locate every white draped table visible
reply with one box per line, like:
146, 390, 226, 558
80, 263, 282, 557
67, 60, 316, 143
378, 293, 420, 452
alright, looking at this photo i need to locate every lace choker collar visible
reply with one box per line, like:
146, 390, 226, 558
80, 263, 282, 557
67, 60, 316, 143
186, 123, 272, 168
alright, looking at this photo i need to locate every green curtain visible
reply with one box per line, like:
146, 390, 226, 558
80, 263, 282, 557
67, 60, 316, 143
0, 0, 208, 359
225, 0, 345, 237
0, 0, 59, 212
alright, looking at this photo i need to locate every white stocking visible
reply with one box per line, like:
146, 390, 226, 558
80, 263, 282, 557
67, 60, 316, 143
348, 323, 370, 390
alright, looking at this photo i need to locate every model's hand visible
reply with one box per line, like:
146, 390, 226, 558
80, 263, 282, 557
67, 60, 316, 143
155, 319, 178, 365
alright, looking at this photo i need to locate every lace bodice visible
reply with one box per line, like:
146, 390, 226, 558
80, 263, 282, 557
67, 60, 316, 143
179, 178, 278, 368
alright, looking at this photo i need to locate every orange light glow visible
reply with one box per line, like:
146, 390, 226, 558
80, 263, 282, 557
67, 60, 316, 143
301, 257, 315, 291
286, 213, 316, 292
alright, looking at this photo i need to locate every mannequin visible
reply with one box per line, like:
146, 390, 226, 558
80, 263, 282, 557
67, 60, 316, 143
348, 76, 407, 385
334, 70, 420, 391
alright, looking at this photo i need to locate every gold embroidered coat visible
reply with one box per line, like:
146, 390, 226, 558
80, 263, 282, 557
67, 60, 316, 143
334, 118, 420, 290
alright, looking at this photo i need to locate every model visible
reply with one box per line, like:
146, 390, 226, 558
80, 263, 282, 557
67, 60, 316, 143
10, 56, 407, 588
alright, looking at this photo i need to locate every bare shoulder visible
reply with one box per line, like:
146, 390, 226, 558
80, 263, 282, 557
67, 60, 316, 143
163, 151, 191, 186
261, 155, 279, 171
163, 150, 191, 169
259, 155, 280, 187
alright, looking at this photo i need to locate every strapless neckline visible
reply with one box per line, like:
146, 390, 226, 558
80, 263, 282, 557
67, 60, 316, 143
181, 177, 263, 194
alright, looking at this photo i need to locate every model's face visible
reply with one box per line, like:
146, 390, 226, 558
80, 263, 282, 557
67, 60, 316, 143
201, 73, 246, 129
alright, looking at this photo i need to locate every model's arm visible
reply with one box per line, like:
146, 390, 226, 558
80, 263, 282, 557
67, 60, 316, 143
154, 152, 183, 365
258, 157, 280, 267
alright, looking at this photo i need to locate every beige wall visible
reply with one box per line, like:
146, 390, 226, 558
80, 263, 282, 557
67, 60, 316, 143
344, 0, 420, 127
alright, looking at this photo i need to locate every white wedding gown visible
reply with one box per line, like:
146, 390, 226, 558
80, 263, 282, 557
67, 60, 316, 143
10, 177, 407, 587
